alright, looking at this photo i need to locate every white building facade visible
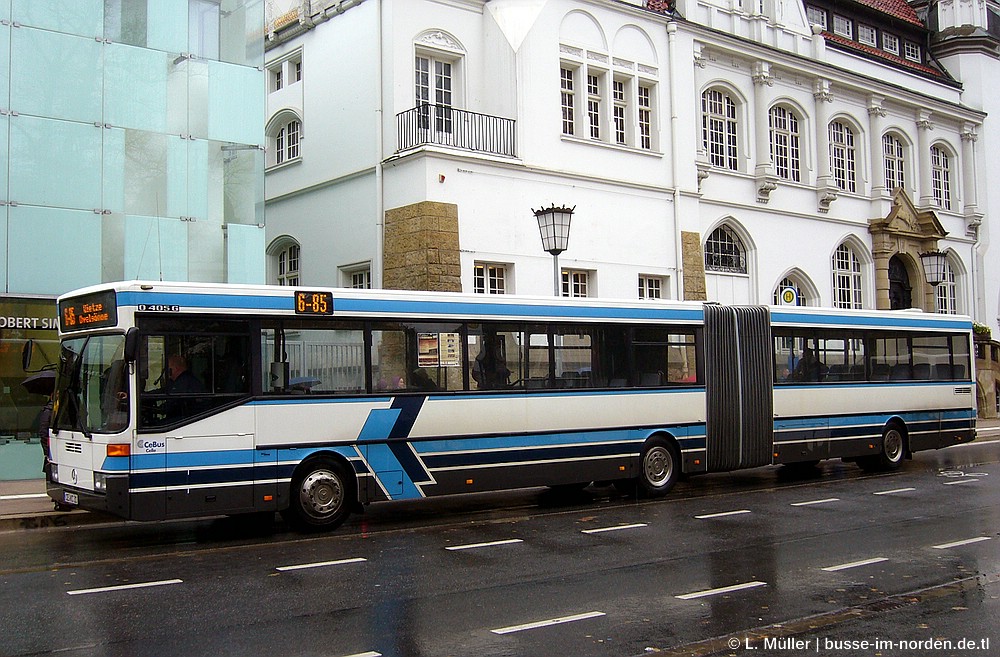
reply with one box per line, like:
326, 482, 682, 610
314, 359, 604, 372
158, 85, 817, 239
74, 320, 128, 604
262, 0, 996, 334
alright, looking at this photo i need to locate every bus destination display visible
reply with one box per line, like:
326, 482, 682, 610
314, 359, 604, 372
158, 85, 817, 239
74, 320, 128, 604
59, 290, 118, 332
295, 291, 334, 315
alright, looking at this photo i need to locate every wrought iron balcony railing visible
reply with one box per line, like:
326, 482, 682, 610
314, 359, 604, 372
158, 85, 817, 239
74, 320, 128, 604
396, 104, 516, 158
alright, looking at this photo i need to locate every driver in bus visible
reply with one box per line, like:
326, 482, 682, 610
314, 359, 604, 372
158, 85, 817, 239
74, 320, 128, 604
165, 354, 205, 394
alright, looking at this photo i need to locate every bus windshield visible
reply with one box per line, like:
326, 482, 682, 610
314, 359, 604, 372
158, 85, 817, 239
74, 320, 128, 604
53, 334, 129, 435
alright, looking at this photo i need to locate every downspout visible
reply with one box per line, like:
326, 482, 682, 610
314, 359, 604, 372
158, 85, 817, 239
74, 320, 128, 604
667, 21, 684, 300
374, 0, 385, 288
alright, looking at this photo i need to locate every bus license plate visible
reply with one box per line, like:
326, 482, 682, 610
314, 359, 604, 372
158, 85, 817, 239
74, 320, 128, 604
63, 492, 79, 506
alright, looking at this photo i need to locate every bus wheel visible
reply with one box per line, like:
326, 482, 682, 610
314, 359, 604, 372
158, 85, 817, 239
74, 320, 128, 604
861, 423, 906, 472
638, 437, 680, 497
284, 458, 353, 531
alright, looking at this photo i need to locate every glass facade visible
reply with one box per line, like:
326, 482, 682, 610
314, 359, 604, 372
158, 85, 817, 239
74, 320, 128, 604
0, 1, 265, 479
0, 0, 265, 295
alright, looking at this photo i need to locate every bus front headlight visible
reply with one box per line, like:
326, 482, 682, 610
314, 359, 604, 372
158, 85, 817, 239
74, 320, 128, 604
94, 472, 107, 492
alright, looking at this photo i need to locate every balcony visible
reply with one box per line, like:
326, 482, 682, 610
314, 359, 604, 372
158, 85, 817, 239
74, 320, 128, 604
396, 104, 516, 158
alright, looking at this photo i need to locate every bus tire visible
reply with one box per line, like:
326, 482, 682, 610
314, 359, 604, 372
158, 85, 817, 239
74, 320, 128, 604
860, 422, 907, 472
638, 436, 680, 497
284, 457, 353, 531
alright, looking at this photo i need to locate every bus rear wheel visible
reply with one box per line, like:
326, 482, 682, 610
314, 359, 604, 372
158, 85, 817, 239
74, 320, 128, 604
638, 437, 680, 497
860, 423, 906, 472
284, 457, 353, 531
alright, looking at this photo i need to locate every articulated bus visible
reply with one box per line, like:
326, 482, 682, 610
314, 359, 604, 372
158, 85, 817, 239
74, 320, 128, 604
46, 282, 977, 530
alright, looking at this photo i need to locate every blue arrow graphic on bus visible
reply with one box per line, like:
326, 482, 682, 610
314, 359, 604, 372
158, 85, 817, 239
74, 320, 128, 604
357, 396, 434, 499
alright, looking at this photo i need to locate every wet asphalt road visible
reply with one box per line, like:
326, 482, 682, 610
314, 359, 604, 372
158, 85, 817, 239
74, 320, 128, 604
0, 441, 997, 657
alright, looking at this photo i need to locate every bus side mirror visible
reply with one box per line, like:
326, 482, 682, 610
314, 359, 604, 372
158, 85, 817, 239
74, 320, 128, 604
124, 328, 140, 363
21, 339, 34, 371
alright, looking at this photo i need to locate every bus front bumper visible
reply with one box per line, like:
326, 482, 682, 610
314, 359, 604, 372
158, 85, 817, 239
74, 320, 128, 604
46, 473, 130, 518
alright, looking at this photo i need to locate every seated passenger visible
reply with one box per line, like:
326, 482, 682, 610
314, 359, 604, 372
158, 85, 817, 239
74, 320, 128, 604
791, 348, 827, 382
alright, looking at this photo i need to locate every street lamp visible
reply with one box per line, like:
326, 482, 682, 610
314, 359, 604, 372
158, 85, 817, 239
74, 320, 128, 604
533, 204, 575, 296
919, 250, 948, 287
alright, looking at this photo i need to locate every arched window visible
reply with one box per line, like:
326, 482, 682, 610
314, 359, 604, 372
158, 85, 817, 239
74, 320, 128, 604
769, 106, 801, 182
277, 243, 300, 286
829, 121, 857, 192
773, 277, 807, 306
832, 243, 863, 309
267, 112, 303, 168
705, 225, 747, 274
930, 145, 952, 210
935, 259, 957, 314
883, 134, 905, 191
702, 89, 739, 170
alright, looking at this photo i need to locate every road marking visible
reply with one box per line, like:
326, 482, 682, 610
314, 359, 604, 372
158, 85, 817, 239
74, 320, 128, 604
873, 487, 916, 495
276, 557, 367, 572
943, 478, 980, 485
67, 579, 183, 596
340, 652, 381, 657
821, 557, 888, 572
791, 498, 840, 507
676, 581, 767, 600
695, 510, 751, 519
932, 536, 992, 550
0, 493, 48, 501
445, 538, 523, 551
581, 523, 648, 534
491, 611, 605, 635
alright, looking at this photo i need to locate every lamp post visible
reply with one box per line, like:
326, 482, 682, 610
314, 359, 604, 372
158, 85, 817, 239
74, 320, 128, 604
533, 204, 575, 296
919, 250, 948, 287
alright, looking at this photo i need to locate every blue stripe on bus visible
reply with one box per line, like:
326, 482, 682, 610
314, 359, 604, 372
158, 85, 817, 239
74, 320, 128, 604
119, 291, 292, 311
771, 310, 971, 330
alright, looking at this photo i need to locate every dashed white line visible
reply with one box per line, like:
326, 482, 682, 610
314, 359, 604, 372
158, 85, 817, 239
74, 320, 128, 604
932, 536, 992, 550
340, 652, 381, 657
821, 557, 888, 572
581, 523, 648, 534
276, 557, 367, 572
675, 581, 767, 600
67, 579, 183, 596
943, 478, 980, 485
695, 510, 751, 519
873, 487, 916, 495
791, 498, 840, 507
445, 539, 523, 551
491, 611, 606, 635
0, 493, 48, 501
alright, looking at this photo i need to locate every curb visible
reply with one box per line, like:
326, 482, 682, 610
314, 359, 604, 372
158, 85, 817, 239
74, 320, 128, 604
0, 510, 121, 533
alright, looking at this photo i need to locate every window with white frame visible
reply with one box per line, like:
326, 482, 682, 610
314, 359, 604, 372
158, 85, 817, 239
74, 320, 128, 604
268, 52, 302, 93
613, 79, 627, 145
639, 276, 663, 300
773, 277, 807, 306
806, 5, 827, 29
474, 263, 507, 295
702, 89, 739, 170
561, 269, 590, 298
858, 24, 877, 46
560, 66, 576, 136
277, 244, 300, 286
769, 105, 801, 182
883, 134, 905, 190
350, 270, 371, 289
931, 145, 952, 210
416, 53, 454, 134
829, 121, 857, 193
935, 260, 957, 314
587, 72, 602, 140
903, 41, 921, 62
269, 117, 302, 167
273, 68, 282, 91
704, 225, 747, 274
638, 84, 653, 150
833, 14, 852, 38
883, 33, 899, 55
832, 243, 863, 309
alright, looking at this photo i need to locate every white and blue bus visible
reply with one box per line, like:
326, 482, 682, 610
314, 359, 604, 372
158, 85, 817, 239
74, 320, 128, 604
45, 282, 976, 530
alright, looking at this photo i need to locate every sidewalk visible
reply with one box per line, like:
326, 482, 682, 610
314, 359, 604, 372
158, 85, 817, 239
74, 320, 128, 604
3, 419, 999, 532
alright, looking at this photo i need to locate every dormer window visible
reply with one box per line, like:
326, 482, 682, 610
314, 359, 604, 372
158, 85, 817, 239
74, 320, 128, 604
904, 41, 921, 62
806, 5, 827, 29
858, 24, 876, 47
833, 14, 852, 38
883, 33, 900, 56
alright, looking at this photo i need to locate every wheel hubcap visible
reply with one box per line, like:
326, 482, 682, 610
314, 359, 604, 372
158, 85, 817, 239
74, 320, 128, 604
885, 430, 903, 463
299, 469, 343, 518
644, 446, 673, 487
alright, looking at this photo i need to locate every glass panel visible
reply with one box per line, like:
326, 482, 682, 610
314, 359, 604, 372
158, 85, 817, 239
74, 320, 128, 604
553, 326, 593, 388
54, 334, 128, 435
145, 0, 187, 53
104, 42, 169, 132
226, 223, 265, 284
207, 60, 263, 144
8, 206, 102, 294
219, 0, 264, 67
525, 325, 551, 388
0, 19, 10, 109
468, 323, 520, 390
372, 322, 465, 392
261, 322, 365, 395
13, 0, 103, 37
187, 218, 221, 282
124, 215, 188, 280
166, 136, 188, 217
0, 206, 7, 291
9, 115, 102, 210
189, 0, 220, 59
101, 212, 125, 282
220, 139, 263, 225
187, 137, 208, 219
11, 27, 102, 124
